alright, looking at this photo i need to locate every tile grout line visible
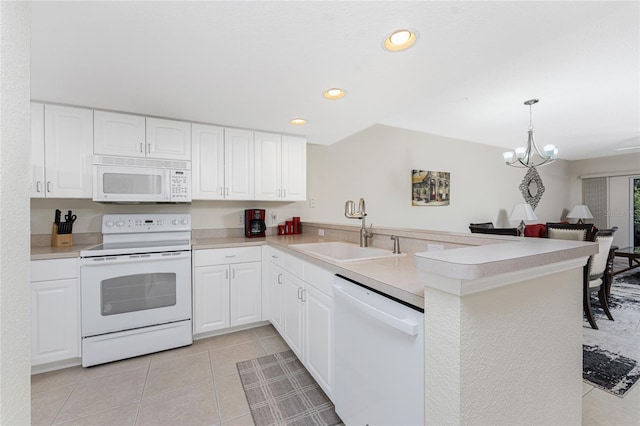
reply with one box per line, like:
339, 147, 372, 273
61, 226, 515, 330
133, 357, 153, 425
49, 370, 85, 426
209, 344, 224, 426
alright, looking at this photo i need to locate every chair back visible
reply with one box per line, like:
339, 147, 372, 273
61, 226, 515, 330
469, 226, 518, 236
469, 222, 494, 229
588, 232, 615, 278
546, 222, 595, 241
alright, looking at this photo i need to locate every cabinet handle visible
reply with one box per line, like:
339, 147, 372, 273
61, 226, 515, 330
46, 181, 52, 192
225, 269, 228, 279
139, 142, 144, 153
277, 189, 281, 197
36, 181, 42, 193
283, 189, 287, 198
225, 187, 229, 196
297, 287, 302, 300
232, 269, 235, 279
301, 288, 307, 302
219, 187, 223, 196
277, 273, 283, 284
272, 255, 278, 259
225, 255, 236, 258
147, 143, 153, 154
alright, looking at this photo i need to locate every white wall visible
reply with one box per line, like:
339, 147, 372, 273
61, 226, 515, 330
0, 2, 31, 423
569, 153, 640, 248
298, 124, 571, 232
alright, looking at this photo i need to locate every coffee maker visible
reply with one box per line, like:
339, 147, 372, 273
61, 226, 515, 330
245, 209, 266, 238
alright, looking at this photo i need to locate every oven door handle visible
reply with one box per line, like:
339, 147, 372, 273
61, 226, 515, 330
81, 251, 190, 266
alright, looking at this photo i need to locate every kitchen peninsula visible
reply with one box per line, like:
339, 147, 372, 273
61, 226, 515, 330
32, 222, 596, 425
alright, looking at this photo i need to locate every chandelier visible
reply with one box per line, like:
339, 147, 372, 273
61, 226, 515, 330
503, 99, 558, 168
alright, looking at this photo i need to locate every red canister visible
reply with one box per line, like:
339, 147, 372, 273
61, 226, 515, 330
292, 217, 301, 234
278, 225, 285, 235
285, 220, 293, 234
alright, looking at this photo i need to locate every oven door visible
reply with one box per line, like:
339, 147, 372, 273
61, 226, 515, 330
93, 165, 171, 202
80, 251, 191, 337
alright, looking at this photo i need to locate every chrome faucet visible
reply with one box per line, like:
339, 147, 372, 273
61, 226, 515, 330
390, 235, 401, 254
345, 197, 373, 247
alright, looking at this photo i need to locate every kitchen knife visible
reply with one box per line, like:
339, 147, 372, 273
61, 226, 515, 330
55, 209, 61, 225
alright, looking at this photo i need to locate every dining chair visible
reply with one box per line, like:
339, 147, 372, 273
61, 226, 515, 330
545, 222, 595, 241
583, 228, 617, 329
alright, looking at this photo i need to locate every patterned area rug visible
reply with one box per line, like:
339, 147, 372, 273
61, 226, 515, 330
237, 350, 342, 426
583, 271, 640, 397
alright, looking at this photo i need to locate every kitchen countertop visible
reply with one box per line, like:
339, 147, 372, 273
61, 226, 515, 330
31, 232, 596, 310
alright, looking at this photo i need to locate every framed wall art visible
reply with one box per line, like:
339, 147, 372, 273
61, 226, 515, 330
412, 170, 450, 206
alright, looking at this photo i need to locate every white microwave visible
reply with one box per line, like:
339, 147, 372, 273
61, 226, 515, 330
93, 156, 191, 203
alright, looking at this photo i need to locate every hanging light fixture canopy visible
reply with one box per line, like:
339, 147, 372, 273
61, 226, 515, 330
503, 99, 558, 168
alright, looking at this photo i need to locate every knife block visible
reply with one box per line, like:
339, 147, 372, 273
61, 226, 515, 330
51, 223, 73, 247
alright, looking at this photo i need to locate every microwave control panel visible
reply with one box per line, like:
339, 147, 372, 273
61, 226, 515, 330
170, 170, 191, 202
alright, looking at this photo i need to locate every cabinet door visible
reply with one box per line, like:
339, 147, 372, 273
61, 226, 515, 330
193, 265, 230, 334
283, 273, 304, 358
304, 285, 333, 397
146, 117, 191, 161
31, 278, 80, 365
230, 262, 262, 327
31, 102, 46, 198
224, 128, 254, 200
254, 132, 282, 201
44, 104, 93, 198
93, 110, 146, 157
192, 123, 225, 200
281, 135, 307, 201
269, 263, 285, 333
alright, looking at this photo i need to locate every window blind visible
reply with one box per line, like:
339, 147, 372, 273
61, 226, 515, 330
582, 177, 607, 229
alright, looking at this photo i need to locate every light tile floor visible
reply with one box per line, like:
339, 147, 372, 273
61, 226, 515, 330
31, 324, 288, 426
32, 324, 640, 425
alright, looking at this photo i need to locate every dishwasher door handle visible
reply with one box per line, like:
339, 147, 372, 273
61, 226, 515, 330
333, 285, 419, 336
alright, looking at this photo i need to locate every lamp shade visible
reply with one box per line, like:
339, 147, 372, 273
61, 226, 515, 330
567, 205, 593, 219
510, 203, 538, 221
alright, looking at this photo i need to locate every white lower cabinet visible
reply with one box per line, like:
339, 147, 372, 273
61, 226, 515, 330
193, 247, 261, 335
268, 247, 334, 398
30, 258, 80, 366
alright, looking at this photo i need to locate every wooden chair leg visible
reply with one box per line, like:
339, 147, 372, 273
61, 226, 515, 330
584, 289, 598, 329
598, 287, 614, 321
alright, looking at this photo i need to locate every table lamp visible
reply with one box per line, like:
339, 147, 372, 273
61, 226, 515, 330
567, 205, 593, 224
510, 203, 538, 237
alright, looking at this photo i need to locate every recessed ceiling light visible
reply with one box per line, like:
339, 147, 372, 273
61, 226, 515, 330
323, 88, 345, 100
289, 118, 307, 125
384, 29, 417, 51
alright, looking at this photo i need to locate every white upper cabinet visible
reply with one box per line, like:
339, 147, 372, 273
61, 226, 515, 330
93, 110, 146, 158
146, 117, 191, 161
94, 112, 191, 161
224, 128, 254, 200
40, 104, 93, 198
255, 133, 306, 201
281, 135, 307, 201
254, 132, 282, 201
191, 123, 225, 200
31, 102, 46, 198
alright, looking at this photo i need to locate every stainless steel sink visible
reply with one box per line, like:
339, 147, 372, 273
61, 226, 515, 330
290, 241, 405, 263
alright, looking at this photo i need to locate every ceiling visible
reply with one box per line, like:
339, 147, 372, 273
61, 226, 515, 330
31, 1, 639, 161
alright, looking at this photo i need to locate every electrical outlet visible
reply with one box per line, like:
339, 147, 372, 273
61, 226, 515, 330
318, 229, 325, 237
238, 213, 244, 226
309, 198, 317, 208
271, 212, 278, 224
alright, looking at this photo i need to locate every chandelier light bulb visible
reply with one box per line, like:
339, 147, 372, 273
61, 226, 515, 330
515, 147, 526, 159
503, 151, 515, 162
543, 144, 556, 155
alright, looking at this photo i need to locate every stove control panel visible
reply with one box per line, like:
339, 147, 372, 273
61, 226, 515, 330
102, 214, 191, 234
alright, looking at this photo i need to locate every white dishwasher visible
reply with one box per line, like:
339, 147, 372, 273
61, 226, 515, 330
333, 275, 424, 426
